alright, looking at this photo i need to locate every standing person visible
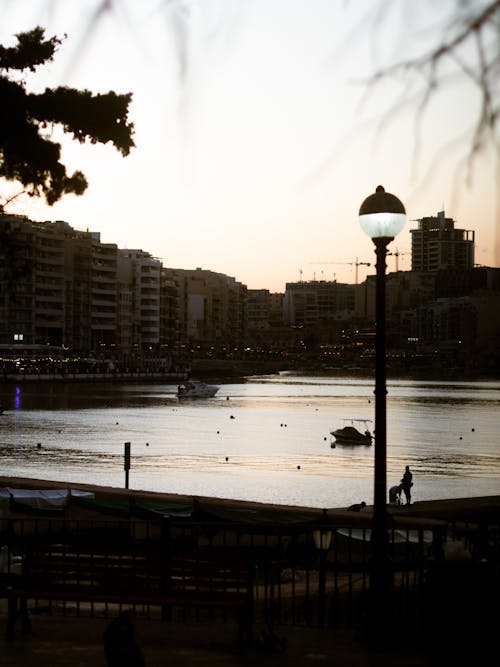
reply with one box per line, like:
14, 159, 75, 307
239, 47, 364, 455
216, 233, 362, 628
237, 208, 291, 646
401, 465, 413, 505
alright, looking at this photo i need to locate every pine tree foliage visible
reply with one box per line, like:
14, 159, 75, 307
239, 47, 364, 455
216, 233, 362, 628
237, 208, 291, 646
0, 26, 134, 206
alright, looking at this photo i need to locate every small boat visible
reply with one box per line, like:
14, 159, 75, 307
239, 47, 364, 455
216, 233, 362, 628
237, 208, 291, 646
331, 419, 373, 445
177, 382, 219, 398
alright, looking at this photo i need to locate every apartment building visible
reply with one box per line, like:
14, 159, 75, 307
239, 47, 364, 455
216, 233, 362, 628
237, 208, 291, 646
171, 268, 247, 350
88, 237, 117, 349
247, 289, 271, 331
159, 268, 179, 348
410, 210, 475, 272
283, 280, 355, 326
117, 250, 161, 349
268, 292, 285, 327
0, 215, 67, 347
0, 214, 118, 351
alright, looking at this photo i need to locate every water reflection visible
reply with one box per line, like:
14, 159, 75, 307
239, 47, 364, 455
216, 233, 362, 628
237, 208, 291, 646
0, 382, 181, 411
0, 375, 499, 507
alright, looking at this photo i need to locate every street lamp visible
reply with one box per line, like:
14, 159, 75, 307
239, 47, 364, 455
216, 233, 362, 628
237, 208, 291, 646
358, 185, 406, 626
313, 525, 334, 625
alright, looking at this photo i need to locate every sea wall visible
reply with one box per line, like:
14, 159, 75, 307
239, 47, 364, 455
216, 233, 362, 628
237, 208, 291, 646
0, 371, 187, 384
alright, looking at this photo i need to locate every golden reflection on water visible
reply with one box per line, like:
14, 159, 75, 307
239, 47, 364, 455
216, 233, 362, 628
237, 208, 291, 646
0, 376, 499, 507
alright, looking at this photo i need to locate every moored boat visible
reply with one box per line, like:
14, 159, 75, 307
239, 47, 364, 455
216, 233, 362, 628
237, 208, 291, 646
331, 419, 373, 445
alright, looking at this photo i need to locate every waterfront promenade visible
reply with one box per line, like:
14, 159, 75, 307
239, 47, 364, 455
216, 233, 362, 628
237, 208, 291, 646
0, 614, 440, 667
1, 476, 499, 666
2, 474, 500, 522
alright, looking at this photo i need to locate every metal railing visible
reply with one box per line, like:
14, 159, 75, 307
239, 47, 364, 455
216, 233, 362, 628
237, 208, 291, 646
3, 512, 498, 638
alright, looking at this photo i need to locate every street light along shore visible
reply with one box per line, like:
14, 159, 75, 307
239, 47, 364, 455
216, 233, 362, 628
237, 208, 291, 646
358, 185, 406, 634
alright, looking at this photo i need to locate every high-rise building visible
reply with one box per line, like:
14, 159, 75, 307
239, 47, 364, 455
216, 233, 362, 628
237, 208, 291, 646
159, 268, 179, 349
0, 213, 118, 351
117, 250, 161, 349
88, 236, 117, 349
410, 210, 475, 272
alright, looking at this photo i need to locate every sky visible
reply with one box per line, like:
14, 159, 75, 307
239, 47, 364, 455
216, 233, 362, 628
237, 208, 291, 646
1, 0, 498, 291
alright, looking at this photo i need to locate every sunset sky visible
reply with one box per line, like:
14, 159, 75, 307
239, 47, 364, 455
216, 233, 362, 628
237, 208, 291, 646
1, 0, 498, 291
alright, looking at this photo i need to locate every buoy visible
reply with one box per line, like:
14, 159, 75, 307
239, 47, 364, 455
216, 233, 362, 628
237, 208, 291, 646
225, 457, 229, 462
297, 465, 301, 470
37, 443, 41, 449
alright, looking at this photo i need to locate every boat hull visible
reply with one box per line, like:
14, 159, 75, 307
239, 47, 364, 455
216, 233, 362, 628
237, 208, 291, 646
177, 383, 219, 398
331, 426, 372, 445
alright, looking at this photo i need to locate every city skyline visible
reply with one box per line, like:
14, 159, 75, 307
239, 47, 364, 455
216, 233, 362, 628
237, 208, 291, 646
1, 1, 498, 292
6, 205, 488, 294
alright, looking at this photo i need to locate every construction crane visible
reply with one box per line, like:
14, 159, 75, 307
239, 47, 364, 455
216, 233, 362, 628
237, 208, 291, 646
309, 257, 371, 284
387, 248, 409, 271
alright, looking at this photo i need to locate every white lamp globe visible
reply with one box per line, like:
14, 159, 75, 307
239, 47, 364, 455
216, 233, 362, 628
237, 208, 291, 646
359, 185, 406, 239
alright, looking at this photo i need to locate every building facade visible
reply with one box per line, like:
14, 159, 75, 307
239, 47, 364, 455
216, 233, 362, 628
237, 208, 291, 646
0, 214, 119, 351
117, 250, 161, 350
156, 268, 247, 352
283, 280, 355, 326
410, 210, 475, 272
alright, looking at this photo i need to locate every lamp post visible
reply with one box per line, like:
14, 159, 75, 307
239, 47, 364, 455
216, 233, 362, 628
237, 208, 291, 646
358, 185, 406, 626
313, 525, 334, 625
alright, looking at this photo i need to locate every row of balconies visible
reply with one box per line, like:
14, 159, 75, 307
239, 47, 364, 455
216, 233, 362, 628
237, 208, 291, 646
91, 287, 116, 297
91, 320, 116, 328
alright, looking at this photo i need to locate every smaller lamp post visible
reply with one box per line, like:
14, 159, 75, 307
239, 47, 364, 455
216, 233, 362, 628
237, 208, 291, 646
358, 185, 406, 625
313, 525, 334, 625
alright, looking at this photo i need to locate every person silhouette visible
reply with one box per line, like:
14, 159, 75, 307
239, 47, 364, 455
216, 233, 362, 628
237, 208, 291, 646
103, 611, 145, 667
389, 484, 402, 504
347, 501, 366, 511
401, 466, 413, 505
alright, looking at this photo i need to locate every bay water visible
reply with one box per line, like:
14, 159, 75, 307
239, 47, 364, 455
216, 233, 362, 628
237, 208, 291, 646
0, 373, 499, 509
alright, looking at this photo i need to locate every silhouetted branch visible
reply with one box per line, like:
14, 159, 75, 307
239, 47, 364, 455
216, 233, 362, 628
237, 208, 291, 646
367, 0, 500, 168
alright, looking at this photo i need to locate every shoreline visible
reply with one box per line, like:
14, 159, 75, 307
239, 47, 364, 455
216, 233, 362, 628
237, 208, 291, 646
0, 371, 187, 384
2, 358, 500, 384
2, 475, 499, 525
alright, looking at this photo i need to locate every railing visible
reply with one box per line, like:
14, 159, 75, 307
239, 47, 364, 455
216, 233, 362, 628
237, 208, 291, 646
0, 370, 187, 383
2, 514, 498, 637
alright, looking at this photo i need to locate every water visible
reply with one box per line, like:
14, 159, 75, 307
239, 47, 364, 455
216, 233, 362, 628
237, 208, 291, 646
0, 373, 499, 509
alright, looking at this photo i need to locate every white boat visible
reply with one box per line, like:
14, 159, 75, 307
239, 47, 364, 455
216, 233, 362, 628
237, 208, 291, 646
331, 419, 373, 445
177, 382, 219, 398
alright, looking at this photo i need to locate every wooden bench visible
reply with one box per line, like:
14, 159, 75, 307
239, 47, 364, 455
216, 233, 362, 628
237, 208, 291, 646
5, 542, 255, 649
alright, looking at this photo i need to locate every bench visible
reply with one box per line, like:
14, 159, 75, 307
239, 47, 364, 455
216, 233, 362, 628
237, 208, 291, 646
5, 542, 255, 649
